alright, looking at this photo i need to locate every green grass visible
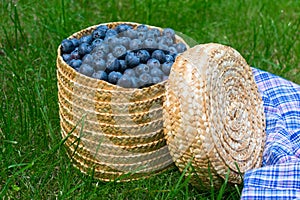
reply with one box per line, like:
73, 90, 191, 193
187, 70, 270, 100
0, 0, 299, 199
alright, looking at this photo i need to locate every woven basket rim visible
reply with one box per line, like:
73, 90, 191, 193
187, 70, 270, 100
57, 80, 164, 105
56, 61, 167, 93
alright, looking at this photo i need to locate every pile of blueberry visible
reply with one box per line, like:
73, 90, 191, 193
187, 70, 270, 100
60, 23, 187, 88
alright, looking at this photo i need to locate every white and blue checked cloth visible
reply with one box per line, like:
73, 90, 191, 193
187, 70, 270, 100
241, 68, 300, 199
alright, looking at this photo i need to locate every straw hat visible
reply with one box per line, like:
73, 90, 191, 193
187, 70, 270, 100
56, 22, 189, 181
163, 43, 266, 187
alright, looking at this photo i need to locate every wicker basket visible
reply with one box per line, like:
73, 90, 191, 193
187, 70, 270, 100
163, 43, 266, 188
56, 22, 189, 181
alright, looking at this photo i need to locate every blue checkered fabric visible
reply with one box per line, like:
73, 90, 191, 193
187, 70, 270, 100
241, 68, 300, 199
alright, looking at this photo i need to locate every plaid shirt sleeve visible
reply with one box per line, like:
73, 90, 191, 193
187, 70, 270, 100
241, 68, 300, 199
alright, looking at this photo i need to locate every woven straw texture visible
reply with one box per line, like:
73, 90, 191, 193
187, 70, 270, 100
163, 43, 266, 188
57, 22, 189, 181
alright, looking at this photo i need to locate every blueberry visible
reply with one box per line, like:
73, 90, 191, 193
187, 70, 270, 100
106, 58, 120, 72
118, 59, 126, 72
161, 61, 173, 75
79, 35, 93, 44
92, 29, 106, 39
147, 28, 161, 40
136, 49, 150, 63
92, 71, 108, 81
104, 36, 120, 50
136, 24, 148, 32
143, 38, 157, 49
125, 52, 140, 68
165, 54, 174, 62
146, 31, 156, 39
129, 39, 142, 50
168, 46, 178, 55
152, 76, 162, 84
61, 39, 75, 54
108, 71, 122, 84
117, 75, 133, 88
158, 36, 173, 46
118, 37, 131, 49
96, 25, 109, 32
147, 58, 160, 69
115, 24, 132, 34
135, 64, 150, 76
92, 43, 110, 54
152, 50, 166, 63
62, 53, 72, 62
82, 54, 94, 65
131, 77, 140, 88
112, 45, 127, 58
123, 29, 138, 39
106, 53, 115, 62
163, 28, 175, 40
150, 67, 164, 78
123, 68, 136, 77
137, 31, 147, 41
175, 42, 187, 53
69, 59, 82, 70
78, 43, 92, 56
91, 38, 103, 49
70, 47, 81, 59
105, 29, 118, 38
79, 63, 94, 77
157, 43, 169, 51
70, 38, 80, 47
91, 50, 107, 59
139, 73, 152, 88
93, 58, 106, 71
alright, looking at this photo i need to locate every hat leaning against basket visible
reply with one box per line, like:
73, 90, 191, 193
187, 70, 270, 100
163, 43, 266, 188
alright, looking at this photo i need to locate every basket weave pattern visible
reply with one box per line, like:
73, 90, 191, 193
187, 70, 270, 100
164, 43, 266, 187
56, 22, 189, 181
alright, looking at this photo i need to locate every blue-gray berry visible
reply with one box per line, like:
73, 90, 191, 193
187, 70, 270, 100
78, 43, 92, 56
136, 49, 150, 63
147, 58, 160, 69
117, 75, 133, 88
108, 71, 122, 84
79, 63, 94, 76
129, 39, 143, 50
92, 71, 108, 81
61, 39, 75, 54
125, 52, 140, 68
161, 61, 173, 75
143, 38, 158, 49
150, 67, 164, 78
152, 50, 166, 63
139, 73, 152, 88
79, 35, 93, 44
135, 64, 150, 76
112, 45, 127, 58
